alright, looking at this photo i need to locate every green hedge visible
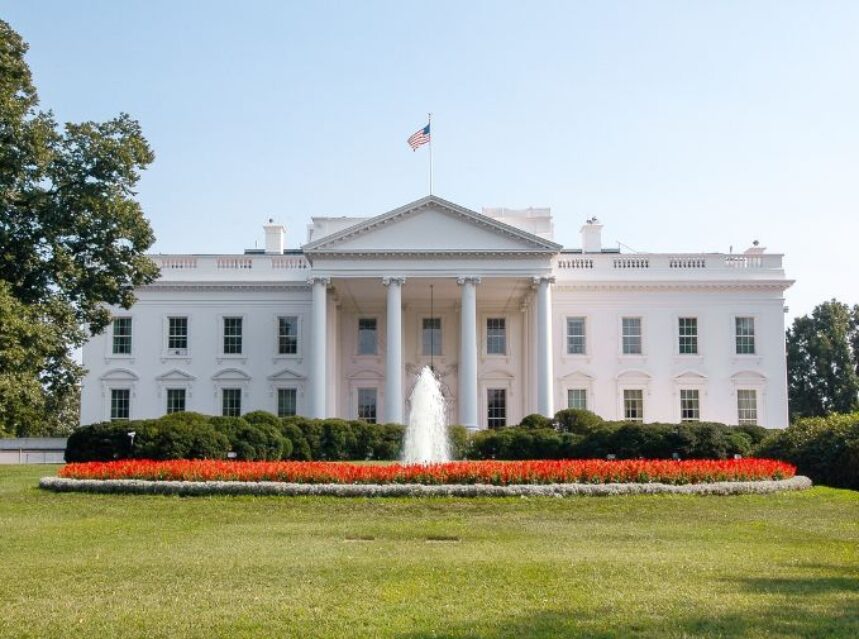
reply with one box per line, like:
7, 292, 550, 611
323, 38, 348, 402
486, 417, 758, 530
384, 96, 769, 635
66, 413, 465, 463
755, 412, 859, 489
466, 409, 766, 461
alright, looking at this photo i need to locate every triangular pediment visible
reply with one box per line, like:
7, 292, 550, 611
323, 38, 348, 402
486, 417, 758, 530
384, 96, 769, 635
302, 196, 561, 257
156, 368, 196, 382
268, 367, 306, 381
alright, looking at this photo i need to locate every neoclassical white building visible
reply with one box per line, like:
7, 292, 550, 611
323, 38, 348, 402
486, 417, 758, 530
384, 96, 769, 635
80, 196, 792, 428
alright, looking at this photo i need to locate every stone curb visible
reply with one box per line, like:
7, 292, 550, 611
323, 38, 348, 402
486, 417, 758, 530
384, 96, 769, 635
39, 475, 812, 497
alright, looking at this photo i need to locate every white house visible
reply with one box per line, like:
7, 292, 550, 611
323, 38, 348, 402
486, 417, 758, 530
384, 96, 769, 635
80, 195, 792, 429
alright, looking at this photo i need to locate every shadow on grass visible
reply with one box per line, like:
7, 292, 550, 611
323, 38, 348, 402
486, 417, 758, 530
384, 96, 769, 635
397, 572, 859, 639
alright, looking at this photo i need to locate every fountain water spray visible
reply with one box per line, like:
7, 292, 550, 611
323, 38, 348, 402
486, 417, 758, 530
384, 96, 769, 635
402, 366, 450, 464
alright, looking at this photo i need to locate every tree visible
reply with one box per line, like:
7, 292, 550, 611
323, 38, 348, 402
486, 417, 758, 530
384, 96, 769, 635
0, 21, 157, 436
786, 299, 859, 419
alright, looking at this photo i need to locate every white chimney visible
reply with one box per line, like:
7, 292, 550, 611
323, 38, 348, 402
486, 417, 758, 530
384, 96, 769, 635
263, 219, 285, 254
580, 217, 603, 253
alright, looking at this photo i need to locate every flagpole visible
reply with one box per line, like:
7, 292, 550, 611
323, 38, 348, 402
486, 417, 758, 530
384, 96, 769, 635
428, 112, 433, 195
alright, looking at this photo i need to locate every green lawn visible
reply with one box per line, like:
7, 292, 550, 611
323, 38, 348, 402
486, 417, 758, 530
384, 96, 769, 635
0, 466, 857, 639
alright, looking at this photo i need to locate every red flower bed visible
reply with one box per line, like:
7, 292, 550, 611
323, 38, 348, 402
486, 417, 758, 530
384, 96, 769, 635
58, 458, 795, 486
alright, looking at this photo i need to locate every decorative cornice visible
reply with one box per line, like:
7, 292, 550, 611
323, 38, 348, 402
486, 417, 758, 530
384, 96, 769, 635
553, 279, 794, 292
307, 248, 557, 259
141, 281, 310, 292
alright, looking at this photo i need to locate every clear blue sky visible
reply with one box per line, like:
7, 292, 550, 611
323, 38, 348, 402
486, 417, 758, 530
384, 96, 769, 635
3, 0, 858, 319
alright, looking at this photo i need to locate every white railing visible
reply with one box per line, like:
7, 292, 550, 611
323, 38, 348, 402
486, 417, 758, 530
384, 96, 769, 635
556, 252, 783, 276
157, 257, 197, 269
153, 254, 311, 281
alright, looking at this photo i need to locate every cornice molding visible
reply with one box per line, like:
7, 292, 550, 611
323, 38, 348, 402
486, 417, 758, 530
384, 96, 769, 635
307, 248, 557, 259
553, 279, 794, 292
141, 281, 310, 292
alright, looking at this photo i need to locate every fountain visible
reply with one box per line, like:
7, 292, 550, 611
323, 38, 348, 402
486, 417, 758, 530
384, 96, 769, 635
402, 366, 451, 464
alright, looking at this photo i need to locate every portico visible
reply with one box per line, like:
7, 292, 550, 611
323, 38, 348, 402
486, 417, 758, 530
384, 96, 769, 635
301, 196, 562, 427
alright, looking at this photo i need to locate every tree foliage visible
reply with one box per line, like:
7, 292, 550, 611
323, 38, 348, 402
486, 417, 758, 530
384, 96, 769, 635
786, 299, 859, 419
0, 21, 157, 436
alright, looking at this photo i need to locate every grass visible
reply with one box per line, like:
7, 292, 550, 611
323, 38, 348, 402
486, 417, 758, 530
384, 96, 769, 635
0, 465, 856, 639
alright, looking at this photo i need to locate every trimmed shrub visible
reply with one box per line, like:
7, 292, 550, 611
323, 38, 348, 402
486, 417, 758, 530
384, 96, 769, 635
134, 416, 229, 460
65, 421, 135, 462
448, 425, 469, 460
519, 413, 553, 430
279, 419, 312, 461
554, 408, 603, 434
210, 416, 289, 461
755, 412, 859, 489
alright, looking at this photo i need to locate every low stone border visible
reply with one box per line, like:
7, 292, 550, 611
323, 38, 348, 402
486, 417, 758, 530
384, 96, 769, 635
39, 475, 812, 497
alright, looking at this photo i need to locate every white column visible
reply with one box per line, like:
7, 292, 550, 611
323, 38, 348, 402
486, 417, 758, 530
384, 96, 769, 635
457, 276, 480, 429
382, 277, 405, 424
309, 276, 330, 418
534, 276, 555, 417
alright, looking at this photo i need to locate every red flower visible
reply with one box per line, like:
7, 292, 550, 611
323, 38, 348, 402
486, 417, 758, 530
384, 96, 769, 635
58, 458, 796, 486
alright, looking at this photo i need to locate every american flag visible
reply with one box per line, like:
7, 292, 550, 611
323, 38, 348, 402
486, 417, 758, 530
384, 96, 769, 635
407, 123, 431, 150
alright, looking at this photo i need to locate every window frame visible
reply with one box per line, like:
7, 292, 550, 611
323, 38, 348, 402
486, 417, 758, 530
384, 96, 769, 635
421, 316, 443, 357
677, 316, 699, 356
485, 317, 507, 356
486, 388, 507, 429
566, 316, 587, 356
220, 315, 245, 356
620, 316, 644, 356
166, 388, 187, 414
679, 388, 701, 422
277, 387, 298, 418
737, 389, 758, 425
110, 388, 131, 421
221, 387, 242, 417
567, 388, 588, 410
734, 316, 757, 355
276, 315, 300, 356
111, 317, 133, 357
622, 388, 644, 423
356, 387, 378, 424
356, 317, 379, 357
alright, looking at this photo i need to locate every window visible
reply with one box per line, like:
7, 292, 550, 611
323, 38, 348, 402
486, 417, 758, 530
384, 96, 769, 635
112, 318, 132, 355
566, 317, 586, 355
278, 316, 298, 355
422, 318, 442, 356
623, 389, 643, 422
357, 318, 378, 355
737, 389, 758, 425
222, 388, 241, 417
568, 388, 587, 410
486, 318, 506, 355
678, 317, 698, 355
680, 389, 700, 422
110, 389, 130, 420
277, 388, 297, 417
487, 389, 507, 428
735, 317, 756, 354
622, 317, 642, 355
166, 388, 186, 414
167, 317, 188, 352
223, 317, 243, 354
357, 388, 377, 423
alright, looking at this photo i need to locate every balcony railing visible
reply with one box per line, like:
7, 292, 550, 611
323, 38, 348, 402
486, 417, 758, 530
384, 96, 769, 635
555, 252, 783, 278
153, 254, 311, 281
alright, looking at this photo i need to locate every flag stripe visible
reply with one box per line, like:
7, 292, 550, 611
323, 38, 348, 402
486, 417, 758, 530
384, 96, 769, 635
407, 123, 431, 150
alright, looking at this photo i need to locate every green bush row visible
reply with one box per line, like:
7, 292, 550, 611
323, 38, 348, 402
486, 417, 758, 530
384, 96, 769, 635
65, 411, 471, 463
469, 409, 768, 460
756, 412, 859, 490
